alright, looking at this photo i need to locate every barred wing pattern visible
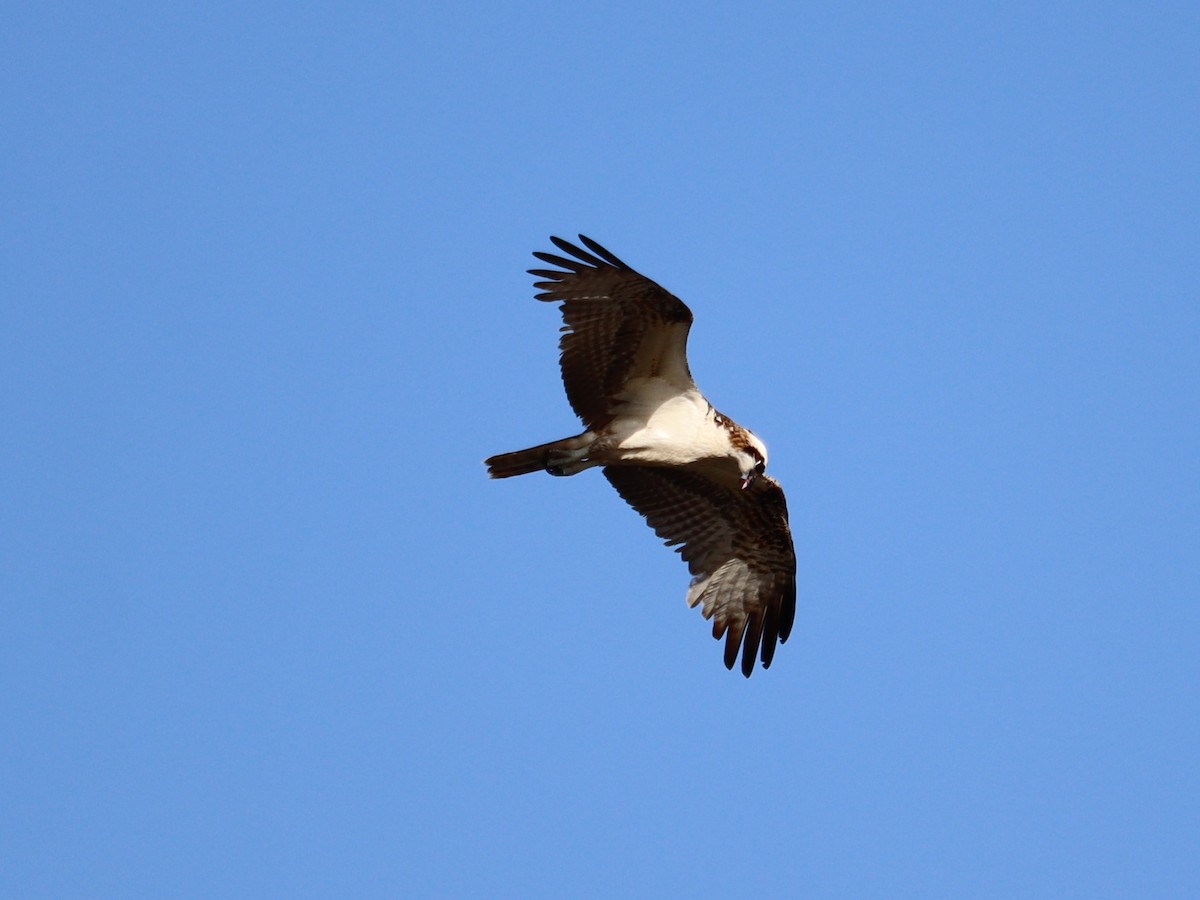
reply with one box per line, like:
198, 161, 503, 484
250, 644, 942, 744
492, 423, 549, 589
529, 236, 696, 430
603, 465, 797, 676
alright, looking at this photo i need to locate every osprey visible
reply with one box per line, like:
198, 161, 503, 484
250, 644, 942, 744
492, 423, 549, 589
486, 235, 796, 676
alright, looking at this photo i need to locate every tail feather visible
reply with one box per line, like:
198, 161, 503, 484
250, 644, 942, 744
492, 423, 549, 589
485, 438, 568, 479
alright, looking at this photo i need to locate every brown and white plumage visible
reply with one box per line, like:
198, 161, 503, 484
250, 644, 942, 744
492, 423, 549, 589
603, 467, 796, 675
529, 236, 696, 431
486, 235, 796, 676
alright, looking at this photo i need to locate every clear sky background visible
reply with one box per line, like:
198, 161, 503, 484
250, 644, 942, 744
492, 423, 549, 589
3, 3, 1197, 897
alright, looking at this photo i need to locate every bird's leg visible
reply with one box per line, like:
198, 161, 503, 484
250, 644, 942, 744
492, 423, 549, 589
547, 458, 599, 476
546, 446, 598, 476
546, 432, 599, 476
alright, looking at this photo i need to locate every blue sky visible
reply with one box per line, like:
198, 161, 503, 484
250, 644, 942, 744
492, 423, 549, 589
2, 2, 1197, 896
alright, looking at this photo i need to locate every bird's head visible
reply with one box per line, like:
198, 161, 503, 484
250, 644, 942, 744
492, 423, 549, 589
739, 434, 769, 491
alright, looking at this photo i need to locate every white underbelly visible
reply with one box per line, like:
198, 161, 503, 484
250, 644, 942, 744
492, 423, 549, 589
607, 382, 723, 464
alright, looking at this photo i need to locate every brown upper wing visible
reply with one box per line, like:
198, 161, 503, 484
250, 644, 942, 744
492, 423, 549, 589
603, 465, 797, 676
529, 236, 696, 430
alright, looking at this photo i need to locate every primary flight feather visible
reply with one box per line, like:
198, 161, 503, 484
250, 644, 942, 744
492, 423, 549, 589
486, 236, 796, 676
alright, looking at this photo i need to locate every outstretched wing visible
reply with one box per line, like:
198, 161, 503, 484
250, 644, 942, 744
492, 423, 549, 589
529, 235, 696, 430
603, 466, 797, 676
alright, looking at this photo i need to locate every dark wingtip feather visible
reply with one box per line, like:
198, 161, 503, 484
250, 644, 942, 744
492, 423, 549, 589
531, 250, 587, 272
577, 234, 629, 269
723, 630, 739, 671
740, 618, 764, 678
778, 579, 797, 643
548, 235, 605, 268
760, 606, 780, 669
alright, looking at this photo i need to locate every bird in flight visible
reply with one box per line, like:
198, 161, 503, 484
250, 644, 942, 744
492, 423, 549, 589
486, 236, 796, 676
